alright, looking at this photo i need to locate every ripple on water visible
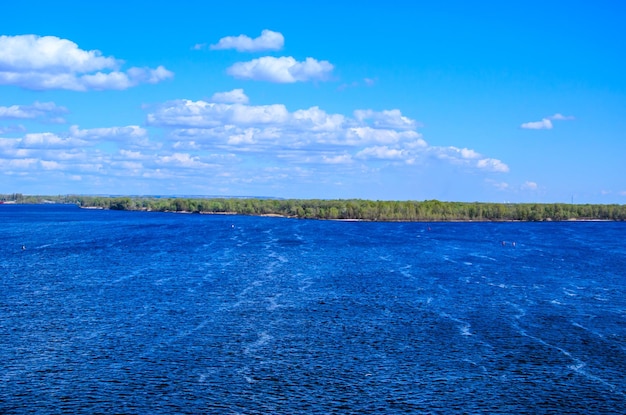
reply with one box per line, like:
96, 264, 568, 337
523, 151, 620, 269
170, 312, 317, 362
1, 206, 625, 413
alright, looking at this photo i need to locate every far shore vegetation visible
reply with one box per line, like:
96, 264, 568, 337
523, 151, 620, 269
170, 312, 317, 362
1, 193, 625, 221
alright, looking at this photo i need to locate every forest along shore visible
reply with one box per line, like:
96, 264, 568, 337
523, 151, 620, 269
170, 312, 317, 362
2, 194, 625, 222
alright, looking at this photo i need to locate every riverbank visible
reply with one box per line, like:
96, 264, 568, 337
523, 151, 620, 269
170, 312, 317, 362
3, 194, 625, 222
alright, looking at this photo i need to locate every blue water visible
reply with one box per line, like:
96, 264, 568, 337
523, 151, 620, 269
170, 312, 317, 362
1, 204, 625, 414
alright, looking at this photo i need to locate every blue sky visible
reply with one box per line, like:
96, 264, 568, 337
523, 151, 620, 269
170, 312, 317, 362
1, 1, 625, 203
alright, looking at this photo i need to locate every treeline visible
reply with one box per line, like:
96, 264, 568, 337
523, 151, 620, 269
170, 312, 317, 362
3, 194, 625, 221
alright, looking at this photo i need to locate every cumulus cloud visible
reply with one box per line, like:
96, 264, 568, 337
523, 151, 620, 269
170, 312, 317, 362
69, 125, 149, 146
1, 92, 511, 195
147, 99, 291, 128
148, 100, 429, 154
354, 109, 418, 130
210, 89, 249, 104
148, 100, 421, 151
0, 124, 151, 157
459, 148, 480, 159
0, 101, 67, 119
292, 107, 345, 132
345, 127, 424, 146
210, 30, 284, 52
0, 34, 119, 72
0, 101, 68, 123
156, 153, 214, 169
20, 132, 87, 149
476, 158, 509, 173
521, 113, 575, 130
520, 118, 553, 130
434, 146, 509, 172
227, 56, 333, 83
0, 35, 173, 91
2, 158, 38, 169
356, 146, 408, 160
322, 154, 353, 164
146, 96, 507, 178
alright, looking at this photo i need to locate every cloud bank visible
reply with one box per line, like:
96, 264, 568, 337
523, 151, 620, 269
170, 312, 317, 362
145, 91, 508, 173
1, 92, 510, 196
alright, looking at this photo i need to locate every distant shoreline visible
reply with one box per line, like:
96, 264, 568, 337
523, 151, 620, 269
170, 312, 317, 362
2, 195, 624, 222
82, 208, 620, 223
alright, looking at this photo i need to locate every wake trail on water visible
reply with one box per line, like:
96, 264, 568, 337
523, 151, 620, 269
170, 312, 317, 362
512, 322, 625, 396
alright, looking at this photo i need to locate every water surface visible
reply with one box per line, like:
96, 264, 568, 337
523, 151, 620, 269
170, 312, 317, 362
1, 204, 625, 413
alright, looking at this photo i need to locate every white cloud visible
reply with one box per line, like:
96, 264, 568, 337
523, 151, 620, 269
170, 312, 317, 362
40, 160, 64, 170
111, 160, 143, 171
69, 125, 148, 141
354, 109, 418, 130
431, 147, 508, 173
20, 132, 87, 149
148, 99, 294, 128
0, 158, 38, 169
210, 29, 284, 52
231, 103, 290, 124
0, 101, 68, 120
476, 158, 509, 173
549, 113, 575, 120
346, 127, 424, 146
226, 56, 333, 83
152, 105, 423, 154
146, 98, 506, 178
78, 66, 172, 90
147, 100, 228, 128
211, 89, 249, 104
8, 125, 150, 151
292, 107, 345, 132
156, 152, 214, 169
0, 137, 18, 151
322, 154, 353, 164
521, 113, 575, 129
438, 146, 480, 160
0, 35, 173, 91
172, 140, 201, 150
1, 93, 510, 193
0, 34, 119, 72
521, 181, 538, 190
356, 146, 408, 160
521, 118, 553, 130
